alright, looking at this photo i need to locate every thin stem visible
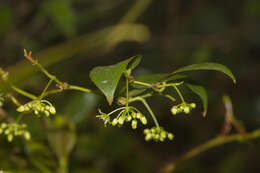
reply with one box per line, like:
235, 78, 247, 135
7, 94, 21, 106
133, 80, 153, 87
125, 72, 129, 107
108, 107, 126, 115
162, 94, 176, 102
172, 84, 185, 103
161, 128, 260, 173
69, 85, 93, 93
116, 109, 126, 119
37, 63, 64, 86
11, 85, 37, 100
129, 93, 153, 103
24, 50, 94, 96
139, 98, 160, 127
41, 89, 62, 97
39, 79, 54, 99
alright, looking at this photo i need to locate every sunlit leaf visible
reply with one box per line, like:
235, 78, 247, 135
186, 83, 208, 117
172, 63, 236, 83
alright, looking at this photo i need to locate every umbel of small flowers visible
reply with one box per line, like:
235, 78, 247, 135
143, 126, 174, 142
96, 106, 147, 129
0, 123, 31, 142
17, 100, 56, 117
171, 102, 196, 115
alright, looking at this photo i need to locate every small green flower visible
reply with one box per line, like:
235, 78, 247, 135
98, 106, 148, 130
171, 103, 196, 115
96, 109, 111, 127
16, 100, 56, 117
131, 119, 137, 129
143, 126, 174, 142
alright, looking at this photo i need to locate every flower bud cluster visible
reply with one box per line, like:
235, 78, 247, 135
111, 107, 147, 130
171, 102, 196, 115
0, 123, 31, 142
17, 100, 56, 117
143, 126, 174, 142
96, 107, 147, 129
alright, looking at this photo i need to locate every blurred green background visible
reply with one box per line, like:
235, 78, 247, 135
0, 0, 260, 172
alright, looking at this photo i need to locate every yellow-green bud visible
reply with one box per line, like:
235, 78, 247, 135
190, 103, 196, 108
8, 134, 13, 142
136, 113, 141, 119
140, 116, 147, 125
34, 110, 39, 115
168, 133, 174, 140
171, 107, 178, 115
118, 116, 126, 125
160, 131, 167, 139
49, 106, 56, 115
44, 110, 50, 117
112, 118, 118, 126
144, 129, 150, 134
24, 132, 31, 140
131, 120, 137, 129
184, 106, 190, 114
132, 112, 136, 118
17, 106, 25, 112
126, 115, 132, 122
145, 133, 152, 141
1, 123, 7, 128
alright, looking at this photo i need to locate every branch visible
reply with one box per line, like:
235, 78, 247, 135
160, 128, 260, 173
24, 50, 94, 97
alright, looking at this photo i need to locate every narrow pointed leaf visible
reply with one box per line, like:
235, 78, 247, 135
172, 63, 236, 84
128, 55, 142, 70
186, 83, 208, 117
90, 58, 135, 105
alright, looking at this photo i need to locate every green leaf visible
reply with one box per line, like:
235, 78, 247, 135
186, 83, 208, 117
90, 57, 136, 105
128, 55, 142, 70
171, 63, 236, 84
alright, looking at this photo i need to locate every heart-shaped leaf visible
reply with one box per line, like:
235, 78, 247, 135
171, 63, 236, 84
90, 56, 140, 105
186, 83, 208, 117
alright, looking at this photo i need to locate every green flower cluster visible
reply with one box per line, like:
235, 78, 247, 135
17, 100, 56, 117
111, 107, 147, 129
96, 107, 147, 129
143, 126, 174, 142
0, 123, 31, 142
171, 102, 196, 115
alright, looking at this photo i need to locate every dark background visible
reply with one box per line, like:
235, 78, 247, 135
0, 0, 260, 172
